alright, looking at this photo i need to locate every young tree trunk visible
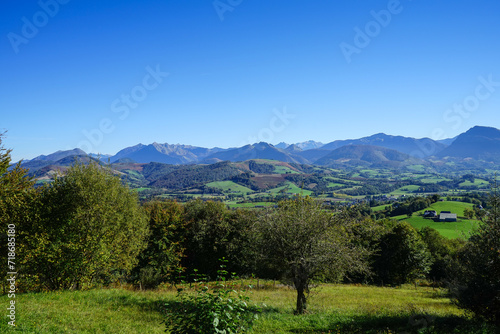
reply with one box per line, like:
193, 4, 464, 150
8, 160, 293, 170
296, 285, 306, 314
294, 263, 308, 314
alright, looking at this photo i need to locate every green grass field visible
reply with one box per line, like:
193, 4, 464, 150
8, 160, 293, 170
228, 202, 276, 209
205, 181, 254, 194
269, 181, 313, 196
458, 179, 489, 187
406, 165, 426, 172
273, 166, 300, 174
2, 283, 494, 333
372, 204, 391, 212
419, 176, 452, 184
399, 215, 479, 239
389, 185, 421, 195
327, 182, 344, 188
424, 201, 475, 216
396, 201, 480, 239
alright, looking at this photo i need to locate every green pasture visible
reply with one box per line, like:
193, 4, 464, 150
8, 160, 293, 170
459, 179, 489, 187
396, 201, 479, 239
2, 282, 492, 334
389, 185, 420, 195
205, 180, 253, 194
273, 165, 299, 174
419, 176, 452, 184
227, 202, 276, 209
269, 181, 313, 196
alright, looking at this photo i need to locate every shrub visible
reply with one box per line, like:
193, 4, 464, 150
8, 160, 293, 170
163, 259, 260, 333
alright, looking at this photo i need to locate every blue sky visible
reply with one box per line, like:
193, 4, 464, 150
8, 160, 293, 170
2, 0, 500, 162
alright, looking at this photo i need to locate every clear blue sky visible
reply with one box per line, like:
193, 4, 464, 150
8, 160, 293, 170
2, 0, 500, 162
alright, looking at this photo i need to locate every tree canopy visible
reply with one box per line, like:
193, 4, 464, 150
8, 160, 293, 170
257, 197, 370, 314
19, 160, 149, 290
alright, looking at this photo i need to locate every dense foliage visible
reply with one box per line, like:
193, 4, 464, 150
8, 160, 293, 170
0, 134, 36, 288
18, 161, 149, 290
132, 200, 187, 288
150, 161, 242, 189
256, 197, 370, 314
372, 222, 433, 285
452, 186, 500, 325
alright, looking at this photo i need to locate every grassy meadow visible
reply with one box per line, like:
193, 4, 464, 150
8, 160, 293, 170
2, 282, 495, 333
395, 201, 480, 239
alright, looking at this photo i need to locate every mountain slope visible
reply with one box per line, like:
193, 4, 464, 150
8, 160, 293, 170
202, 142, 309, 164
314, 145, 421, 167
321, 133, 446, 158
21, 149, 89, 174
110, 143, 225, 164
28, 148, 86, 162
436, 126, 500, 161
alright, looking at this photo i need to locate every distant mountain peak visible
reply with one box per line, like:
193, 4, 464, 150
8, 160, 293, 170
321, 133, 446, 158
285, 144, 303, 152
436, 125, 500, 161
29, 148, 87, 162
464, 125, 500, 137
275, 142, 289, 149
314, 144, 420, 168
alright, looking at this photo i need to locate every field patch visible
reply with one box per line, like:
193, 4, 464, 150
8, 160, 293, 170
389, 185, 420, 195
459, 179, 489, 187
269, 181, 313, 196
251, 174, 286, 189
206, 180, 253, 193
397, 201, 480, 238
419, 176, 452, 184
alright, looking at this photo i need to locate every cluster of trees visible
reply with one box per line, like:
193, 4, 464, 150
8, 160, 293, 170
248, 161, 274, 174
1, 136, 499, 322
151, 161, 242, 189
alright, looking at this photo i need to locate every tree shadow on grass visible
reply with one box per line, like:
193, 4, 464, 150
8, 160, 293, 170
288, 314, 497, 334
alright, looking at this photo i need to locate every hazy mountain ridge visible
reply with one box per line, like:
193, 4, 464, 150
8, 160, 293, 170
320, 133, 447, 158
110, 143, 226, 164
201, 142, 309, 164
436, 126, 500, 161
314, 145, 423, 168
20, 126, 500, 173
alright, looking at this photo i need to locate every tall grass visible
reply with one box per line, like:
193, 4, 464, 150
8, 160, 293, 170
0, 283, 495, 333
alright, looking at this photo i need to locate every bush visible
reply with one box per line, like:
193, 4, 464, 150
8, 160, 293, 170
163, 260, 260, 333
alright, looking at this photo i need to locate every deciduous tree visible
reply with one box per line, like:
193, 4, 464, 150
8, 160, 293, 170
372, 222, 432, 286
257, 197, 369, 314
133, 200, 186, 288
20, 160, 148, 290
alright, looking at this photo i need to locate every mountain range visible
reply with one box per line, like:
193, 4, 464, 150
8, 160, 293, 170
20, 126, 500, 174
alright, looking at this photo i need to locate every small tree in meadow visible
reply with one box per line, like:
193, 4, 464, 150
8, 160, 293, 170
257, 197, 369, 314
